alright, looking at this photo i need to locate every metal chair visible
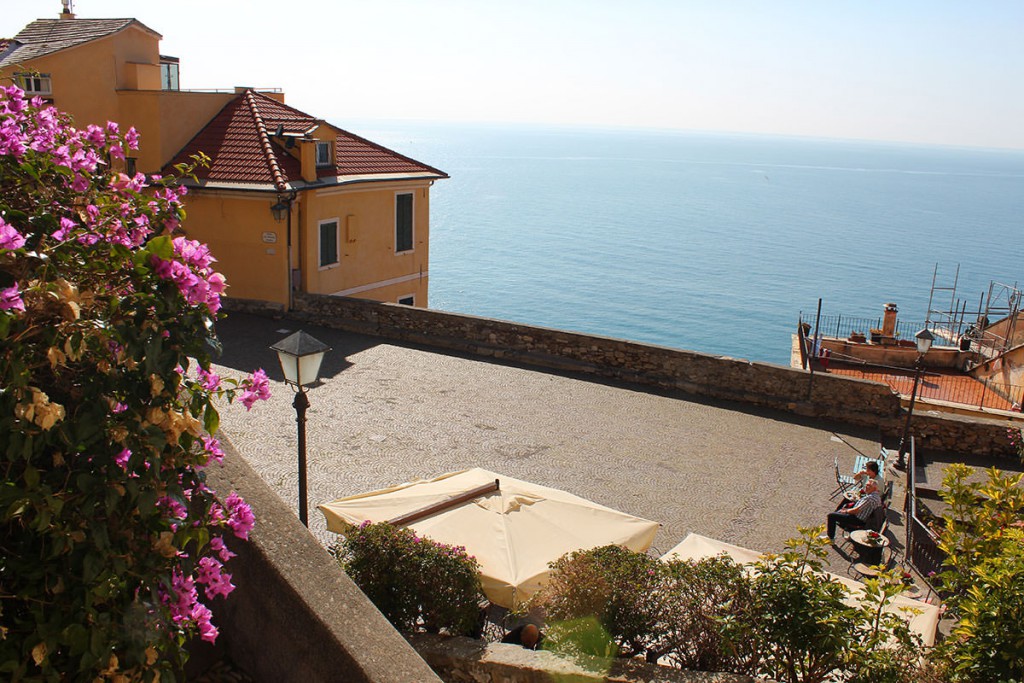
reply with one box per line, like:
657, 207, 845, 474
881, 480, 894, 507
830, 456, 858, 499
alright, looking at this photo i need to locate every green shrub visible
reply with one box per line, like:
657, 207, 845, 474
535, 531, 926, 682
538, 545, 671, 662
930, 465, 1024, 683
732, 527, 923, 683
333, 522, 484, 635
661, 555, 758, 674
738, 528, 854, 683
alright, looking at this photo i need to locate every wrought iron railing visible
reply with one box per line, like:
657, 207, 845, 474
803, 313, 930, 344
886, 373, 1023, 412
905, 439, 946, 586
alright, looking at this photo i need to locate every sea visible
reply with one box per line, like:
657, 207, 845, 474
343, 120, 1024, 366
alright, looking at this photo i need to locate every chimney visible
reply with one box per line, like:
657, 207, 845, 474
882, 302, 898, 337
60, 0, 75, 19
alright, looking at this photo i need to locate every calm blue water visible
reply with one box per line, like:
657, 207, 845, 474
345, 121, 1024, 365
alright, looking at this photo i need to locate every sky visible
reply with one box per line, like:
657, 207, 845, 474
5, 1, 1024, 149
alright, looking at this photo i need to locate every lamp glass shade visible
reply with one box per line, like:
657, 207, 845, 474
296, 351, 325, 387
270, 201, 289, 223
270, 331, 331, 388
915, 328, 935, 355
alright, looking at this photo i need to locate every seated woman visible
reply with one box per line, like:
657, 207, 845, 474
853, 460, 884, 492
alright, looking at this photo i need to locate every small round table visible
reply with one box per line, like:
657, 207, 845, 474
849, 530, 889, 566
900, 584, 924, 600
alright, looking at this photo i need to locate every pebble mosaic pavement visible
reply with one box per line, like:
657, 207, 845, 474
211, 312, 894, 575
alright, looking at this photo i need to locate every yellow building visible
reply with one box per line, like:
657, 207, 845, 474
1, 7, 446, 309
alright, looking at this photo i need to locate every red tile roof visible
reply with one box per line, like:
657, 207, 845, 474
166, 90, 447, 190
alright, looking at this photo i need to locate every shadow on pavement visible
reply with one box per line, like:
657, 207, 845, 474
212, 311, 381, 382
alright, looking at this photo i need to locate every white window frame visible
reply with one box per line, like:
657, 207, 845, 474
160, 61, 179, 91
315, 141, 332, 168
16, 73, 52, 96
395, 192, 414, 254
397, 295, 415, 306
317, 218, 340, 270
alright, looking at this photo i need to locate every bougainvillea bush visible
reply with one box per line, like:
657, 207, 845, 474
0, 85, 268, 681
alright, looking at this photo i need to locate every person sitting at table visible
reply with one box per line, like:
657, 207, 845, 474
853, 460, 884, 492
822, 479, 882, 542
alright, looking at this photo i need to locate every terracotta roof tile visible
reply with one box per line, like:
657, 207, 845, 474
166, 90, 447, 189
0, 18, 159, 67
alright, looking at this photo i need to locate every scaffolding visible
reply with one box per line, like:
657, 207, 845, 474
924, 264, 1021, 359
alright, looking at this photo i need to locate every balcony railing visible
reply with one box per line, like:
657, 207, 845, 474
885, 373, 1023, 412
806, 313, 930, 344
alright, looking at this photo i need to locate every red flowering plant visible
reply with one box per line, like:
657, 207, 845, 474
0, 85, 268, 680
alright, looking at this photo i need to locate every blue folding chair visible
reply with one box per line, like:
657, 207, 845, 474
831, 456, 858, 500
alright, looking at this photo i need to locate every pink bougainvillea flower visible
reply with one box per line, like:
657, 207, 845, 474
209, 536, 236, 563
0, 218, 25, 250
238, 368, 271, 410
125, 126, 140, 150
224, 492, 255, 540
0, 284, 25, 311
196, 556, 235, 599
115, 448, 131, 470
202, 435, 224, 464
52, 216, 76, 241
196, 366, 221, 391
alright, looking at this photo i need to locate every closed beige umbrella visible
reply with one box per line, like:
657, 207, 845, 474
319, 468, 660, 609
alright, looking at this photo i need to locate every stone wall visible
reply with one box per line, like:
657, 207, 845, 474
194, 438, 443, 683
281, 293, 1017, 457
409, 635, 755, 683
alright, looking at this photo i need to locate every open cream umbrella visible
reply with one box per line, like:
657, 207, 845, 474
319, 468, 660, 608
661, 533, 941, 647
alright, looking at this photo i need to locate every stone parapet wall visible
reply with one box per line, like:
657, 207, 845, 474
223, 296, 286, 316
288, 293, 1017, 457
195, 438, 443, 683
410, 635, 756, 683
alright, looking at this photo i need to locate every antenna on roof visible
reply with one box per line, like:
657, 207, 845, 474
61, 0, 74, 14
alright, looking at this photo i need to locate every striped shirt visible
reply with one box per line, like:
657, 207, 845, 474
851, 492, 882, 521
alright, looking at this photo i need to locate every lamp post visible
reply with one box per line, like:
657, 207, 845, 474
895, 327, 935, 470
271, 331, 331, 526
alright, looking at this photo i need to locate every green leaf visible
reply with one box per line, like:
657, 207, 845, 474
63, 623, 88, 655
83, 554, 101, 582
146, 234, 174, 260
203, 405, 219, 436
24, 465, 39, 489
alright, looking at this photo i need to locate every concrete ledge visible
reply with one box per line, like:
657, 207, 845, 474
410, 634, 755, 683
198, 437, 442, 683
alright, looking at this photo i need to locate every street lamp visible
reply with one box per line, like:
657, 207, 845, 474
271, 330, 331, 526
895, 327, 935, 470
